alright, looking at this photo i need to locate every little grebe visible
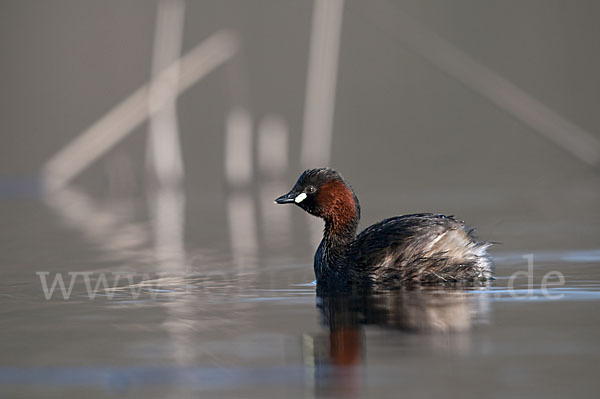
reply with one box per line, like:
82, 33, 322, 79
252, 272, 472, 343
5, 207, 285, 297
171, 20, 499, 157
275, 168, 492, 287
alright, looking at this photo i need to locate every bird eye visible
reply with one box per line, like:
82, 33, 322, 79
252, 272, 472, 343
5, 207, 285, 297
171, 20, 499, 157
306, 185, 316, 194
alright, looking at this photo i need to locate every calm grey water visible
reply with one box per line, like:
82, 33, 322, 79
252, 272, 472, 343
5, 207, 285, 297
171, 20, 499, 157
1, 183, 599, 398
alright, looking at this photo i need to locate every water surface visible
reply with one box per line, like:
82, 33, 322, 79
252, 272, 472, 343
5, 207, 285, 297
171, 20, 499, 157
1, 192, 599, 398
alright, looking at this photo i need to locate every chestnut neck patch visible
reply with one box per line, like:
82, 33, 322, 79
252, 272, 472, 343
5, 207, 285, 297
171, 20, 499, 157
317, 180, 359, 232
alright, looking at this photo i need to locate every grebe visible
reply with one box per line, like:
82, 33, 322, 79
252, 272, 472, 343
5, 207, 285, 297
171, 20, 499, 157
275, 168, 492, 287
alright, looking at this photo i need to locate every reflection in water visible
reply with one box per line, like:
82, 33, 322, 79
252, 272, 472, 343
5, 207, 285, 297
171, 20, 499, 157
43, 186, 151, 262
307, 286, 489, 397
45, 182, 198, 357
317, 286, 488, 333
147, 185, 186, 273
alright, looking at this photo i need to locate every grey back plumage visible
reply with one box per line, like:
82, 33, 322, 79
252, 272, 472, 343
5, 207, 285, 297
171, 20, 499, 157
346, 213, 492, 285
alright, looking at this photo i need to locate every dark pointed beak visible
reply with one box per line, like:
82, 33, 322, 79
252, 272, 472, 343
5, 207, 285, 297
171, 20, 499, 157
274, 192, 296, 204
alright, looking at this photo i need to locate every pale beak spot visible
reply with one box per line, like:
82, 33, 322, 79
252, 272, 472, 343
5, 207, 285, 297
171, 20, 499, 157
294, 193, 308, 203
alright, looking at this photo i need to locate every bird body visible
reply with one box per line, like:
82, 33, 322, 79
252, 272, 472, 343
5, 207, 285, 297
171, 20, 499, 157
275, 168, 492, 287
